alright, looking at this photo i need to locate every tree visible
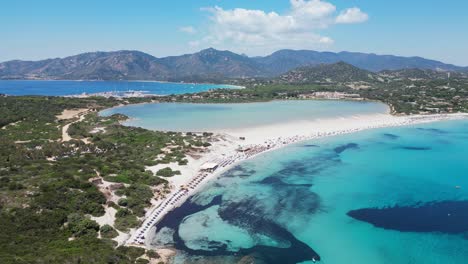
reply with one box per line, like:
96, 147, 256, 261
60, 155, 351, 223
100, 224, 119, 239
67, 213, 100, 237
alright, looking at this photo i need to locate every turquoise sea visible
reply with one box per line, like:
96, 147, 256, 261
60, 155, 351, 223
0, 80, 237, 96
149, 119, 468, 264
101, 100, 389, 132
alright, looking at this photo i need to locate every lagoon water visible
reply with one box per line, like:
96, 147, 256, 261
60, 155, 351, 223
101, 100, 389, 132
151, 120, 468, 263
0, 80, 236, 96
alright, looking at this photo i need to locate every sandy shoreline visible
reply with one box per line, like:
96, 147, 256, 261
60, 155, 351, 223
121, 112, 468, 252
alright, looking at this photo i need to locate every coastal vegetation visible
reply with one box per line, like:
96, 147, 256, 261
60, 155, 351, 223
0, 96, 214, 263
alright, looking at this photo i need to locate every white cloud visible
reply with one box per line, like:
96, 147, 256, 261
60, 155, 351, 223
290, 0, 336, 19
336, 8, 369, 24
179, 26, 197, 34
191, 1, 368, 55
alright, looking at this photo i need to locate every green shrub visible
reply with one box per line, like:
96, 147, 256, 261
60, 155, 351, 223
67, 213, 100, 237
156, 167, 181, 177
178, 159, 188, 165
100, 224, 119, 239
114, 210, 139, 232
115, 208, 131, 218
118, 198, 128, 207
136, 259, 150, 264
117, 246, 145, 262
147, 249, 160, 259
104, 174, 131, 184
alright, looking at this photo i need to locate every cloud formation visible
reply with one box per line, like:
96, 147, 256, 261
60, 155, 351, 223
191, 0, 368, 54
336, 8, 369, 24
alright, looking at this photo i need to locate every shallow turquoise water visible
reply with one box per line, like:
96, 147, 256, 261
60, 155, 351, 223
101, 100, 389, 132
0, 80, 237, 96
152, 120, 468, 263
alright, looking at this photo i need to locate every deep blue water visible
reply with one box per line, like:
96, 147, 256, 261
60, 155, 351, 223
0, 80, 238, 96
149, 120, 468, 264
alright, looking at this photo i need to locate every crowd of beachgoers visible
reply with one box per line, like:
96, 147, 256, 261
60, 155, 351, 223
126, 112, 468, 247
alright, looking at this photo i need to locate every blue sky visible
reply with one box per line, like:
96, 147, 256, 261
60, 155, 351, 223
1, 0, 467, 65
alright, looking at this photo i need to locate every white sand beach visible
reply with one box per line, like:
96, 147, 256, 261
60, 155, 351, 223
124, 112, 468, 249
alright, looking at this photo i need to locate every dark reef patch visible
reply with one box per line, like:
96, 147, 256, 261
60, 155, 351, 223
155, 195, 223, 231
258, 176, 313, 188
334, 143, 359, 154
275, 160, 309, 176
383, 133, 399, 140
400, 146, 432, 151
347, 200, 468, 234
274, 187, 321, 216
273, 154, 341, 179
218, 198, 321, 263
417, 128, 448, 134
222, 165, 256, 178
154, 195, 321, 263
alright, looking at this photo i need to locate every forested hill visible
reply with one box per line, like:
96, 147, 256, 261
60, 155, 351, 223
1, 48, 466, 80
276, 62, 382, 84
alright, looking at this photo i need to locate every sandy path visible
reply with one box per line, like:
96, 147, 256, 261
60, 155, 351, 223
61, 114, 86, 142
59, 109, 89, 142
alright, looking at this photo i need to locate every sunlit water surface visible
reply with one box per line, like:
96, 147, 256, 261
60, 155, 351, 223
150, 120, 468, 264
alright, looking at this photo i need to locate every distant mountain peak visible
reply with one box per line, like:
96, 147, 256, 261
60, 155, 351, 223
200, 47, 218, 52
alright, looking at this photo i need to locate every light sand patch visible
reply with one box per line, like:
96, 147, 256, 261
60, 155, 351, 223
146, 157, 197, 189
90, 127, 106, 134
14, 140, 32, 144
114, 230, 131, 246
154, 248, 176, 263
91, 206, 117, 227
57, 108, 89, 120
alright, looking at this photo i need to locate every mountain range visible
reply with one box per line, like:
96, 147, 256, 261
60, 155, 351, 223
0, 48, 466, 81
